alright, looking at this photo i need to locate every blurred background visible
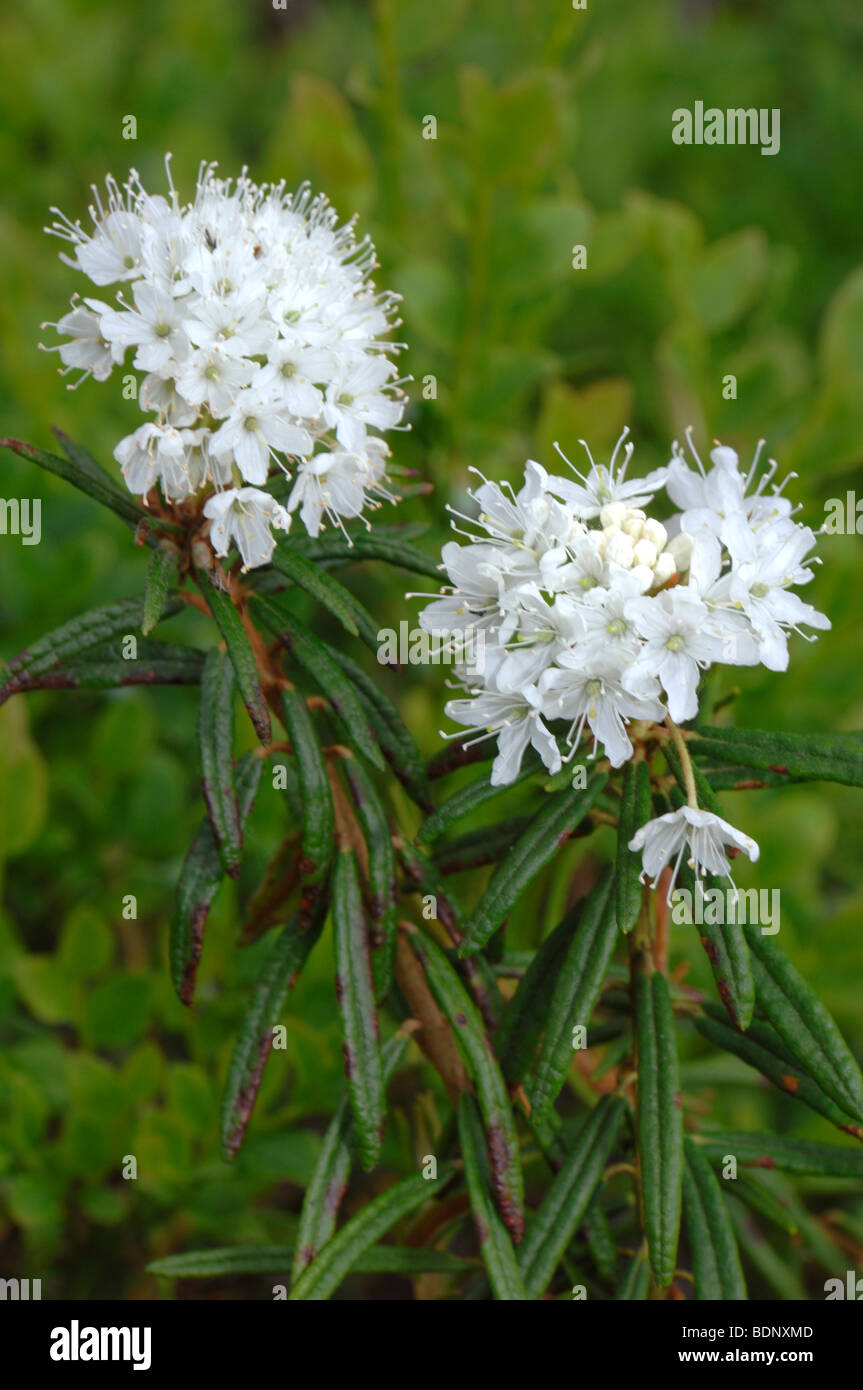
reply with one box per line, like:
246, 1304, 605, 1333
1, 0, 863, 1298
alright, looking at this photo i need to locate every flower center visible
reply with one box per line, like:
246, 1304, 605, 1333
243, 416, 259, 432
666, 634, 685, 651
338, 393, 355, 407
154, 321, 171, 339
751, 582, 770, 597
606, 617, 627, 636
586, 678, 602, 698
281, 362, 296, 378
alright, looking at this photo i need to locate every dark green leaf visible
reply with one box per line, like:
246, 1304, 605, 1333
459, 773, 608, 957
677, 866, 754, 1030
1, 434, 144, 529
171, 753, 262, 1004
458, 1094, 528, 1300
197, 647, 242, 877
692, 1130, 863, 1178
518, 1096, 625, 1299
279, 688, 334, 926
682, 1138, 746, 1300
292, 1036, 408, 1282
0, 640, 203, 700
148, 1241, 466, 1279
288, 1165, 456, 1300
333, 849, 385, 1171
615, 759, 651, 934
197, 575, 271, 741
636, 970, 683, 1288
745, 927, 863, 1121
327, 647, 432, 809
342, 755, 398, 1001
255, 594, 383, 769
405, 925, 525, 1241
689, 726, 863, 789
527, 867, 618, 1122
498, 914, 574, 1085
221, 911, 324, 1160
694, 1002, 863, 1141
142, 544, 180, 636
271, 542, 381, 648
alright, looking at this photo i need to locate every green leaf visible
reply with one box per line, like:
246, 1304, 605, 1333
583, 1190, 618, 1283
415, 757, 541, 846
689, 726, 863, 789
0, 640, 203, 699
682, 1139, 747, 1300
497, 914, 574, 1085
458, 1095, 528, 1301
220, 912, 324, 1160
615, 1251, 650, 1300
197, 575, 271, 742
694, 1002, 863, 1141
284, 527, 442, 581
405, 925, 524, 1242
432, 817, 532, 875
692, 1131, 863, 1178
0, 434, 144, 529
1, 595, 183, 703
142, 545, 179, 636
279, 689, 334, 927
292, 1036, 408, 1283
615, 759, 650, 934
691, 228, 768, 333
148, 1242, 467, 1279
197, 647, 242, 878
342, 755, 398, 1001
518, 1096, 625, 1299
745, 927, 863, 1120
459, 773, 608, 957
526, 867, 618, 1122
171, 752, 262, 1004
678, 867, 754, 1030
333, 849, 385, 1171
288, 1165, 456, 1300
328, 648, 432, 810
271, 542, 387, 653
636, 971, 683, 1288
255, 595, 383, 769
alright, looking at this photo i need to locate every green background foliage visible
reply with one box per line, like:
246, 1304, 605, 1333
1, 0, 862, 1298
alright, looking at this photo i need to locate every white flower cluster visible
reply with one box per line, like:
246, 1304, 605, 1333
419, 429, 830, 788
43, 159, 407, 568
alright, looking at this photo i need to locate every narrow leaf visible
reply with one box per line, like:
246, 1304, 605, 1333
615, 759, 651, 934
458, 1095, 528, 1300
691, 1131, 863, 1178
682, 1138, 747, 1300
292, 1036, 408, 1282
0, 640, 203, 699
220, 911, 324, 1160
690, 725, 863, 788
255, 595, 383, 769
171, 752, 262, 1004
279, 688, 334, 926
342, 755, 398, 1000
197, 647, 242, 877
197, 575, 271, 741
405, 925, 525, 1242
149, 1242, 466, 1279
416, 758, 541, 846
288, 1165, 455, 1300
333, 849, 385, 1171
678, 866, 754, 1030
745, 927, 863, 1120
284, 526, 442, 579
272, 543, 383, 650
142, 545, 179, 636
694, 1002, 863, 1141
518, 1096, 625, 1299
459, 773, 608, 957
527, 867, 618, 1122
636, 970, 683, 1288
615, 1251, 650, 1300
497, 914, 574, 1085
1, 595, 182, 700
328, 647, 432, 809
1, 434, 144, 528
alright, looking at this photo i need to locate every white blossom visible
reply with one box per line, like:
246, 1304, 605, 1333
628, 806, 760, 897
44, 158, 408, 565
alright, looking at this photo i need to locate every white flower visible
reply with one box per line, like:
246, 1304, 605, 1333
539, 650, 663, 768
444, 676, 561, 787
43, 160, 407, 535
629, 805, 759, 897
204, 487, 291, 570
548, 429, 669, 518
